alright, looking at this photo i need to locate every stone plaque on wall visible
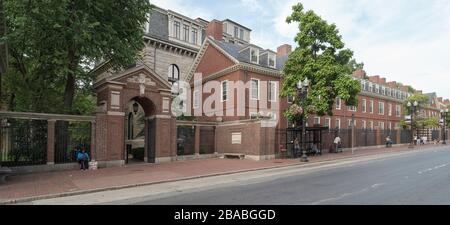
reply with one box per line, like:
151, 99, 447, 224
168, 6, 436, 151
162, 97, 170, 113
231, 132, 242, 145
111, 91, 120, 110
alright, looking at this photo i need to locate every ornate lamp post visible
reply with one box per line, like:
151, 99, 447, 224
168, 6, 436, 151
407, 101, 418, 148
297, 78, 310, 163
441, 109, 449, 145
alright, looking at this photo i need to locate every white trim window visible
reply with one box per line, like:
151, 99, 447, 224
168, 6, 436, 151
191, 27, 198, 45
325, 118, 331, 128
336, 119, 341, 130
183, 24, 189, 42
378, 102, 385, 115
396, 105, 401, 117
268, 81, 277, 102
362, 99, 367, 113
348, 105, 357, 112
221, 80, 229, 102
369, 121, 374, 130
287, 95, 294, 104
251, 79, 260, 100
314, 117, 321, 125
173, 21, 181, 39
336, 97, 342, 110
268, 53, 277, 68
379, 122, 385, 130
193, 90, 200, 109
369, 100, 374, 114
388, 103, 392, 116
362, 120, 367, 129
250, 48, 259, 64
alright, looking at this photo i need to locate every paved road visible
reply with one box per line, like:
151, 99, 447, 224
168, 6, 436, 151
25, 146, 450, 205
127, 146, 450, 205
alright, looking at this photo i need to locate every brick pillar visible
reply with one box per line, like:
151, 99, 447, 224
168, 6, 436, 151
90, 121, 96, 161
194, 125, 200, 156
396, 129, 401, 145
47, 120, 56, 165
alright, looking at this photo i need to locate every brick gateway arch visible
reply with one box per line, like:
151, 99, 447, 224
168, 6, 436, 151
94, 65, 177, 166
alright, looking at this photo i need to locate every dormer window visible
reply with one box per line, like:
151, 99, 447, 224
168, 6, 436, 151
268, 53, 276, 68
250, 48, 259, 64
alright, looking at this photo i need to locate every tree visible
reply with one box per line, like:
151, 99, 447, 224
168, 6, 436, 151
281, 3, 361, 123
3, 0, 152, 114
401, 93, 431, 131
347, 59, 364, 72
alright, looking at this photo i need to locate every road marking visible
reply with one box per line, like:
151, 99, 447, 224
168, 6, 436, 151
310, 183, 386, 205
418, 163, 449, 175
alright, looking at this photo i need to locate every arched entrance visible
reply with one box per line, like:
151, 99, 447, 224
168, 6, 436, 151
125, 97, 156, 164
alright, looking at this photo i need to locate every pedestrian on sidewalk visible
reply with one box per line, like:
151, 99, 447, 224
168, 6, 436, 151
77, 148, 90, 171
385, 136, 393, 148
294, 138, 300, 158
334, 136, 342, 153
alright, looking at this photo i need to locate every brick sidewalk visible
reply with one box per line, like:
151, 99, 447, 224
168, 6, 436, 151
0, 144, 442, 203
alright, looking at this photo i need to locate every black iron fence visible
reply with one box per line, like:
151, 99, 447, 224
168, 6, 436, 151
177, 125, 195, 156
199, 127, 215, 154
276, 128, 416, 159
55, 121, 91, 164
0, 119, 48, 167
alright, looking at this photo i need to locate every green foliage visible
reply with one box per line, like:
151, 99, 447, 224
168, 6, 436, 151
403, 94, 430, 115
3, 0, 152, 114
347, 59, 364, 72
281, 3, 361, 121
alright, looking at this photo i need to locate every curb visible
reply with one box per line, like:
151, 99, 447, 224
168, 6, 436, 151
0, 145, 445, 205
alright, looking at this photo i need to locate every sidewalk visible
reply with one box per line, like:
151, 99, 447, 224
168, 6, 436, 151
0, 144, 443, 204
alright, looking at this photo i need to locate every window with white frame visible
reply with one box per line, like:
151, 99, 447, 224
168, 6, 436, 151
368, 83, 373, 92
251, 79, 259, 100
369, 100, 374, 113
268, 81, 277, 102
388, 104, 392, 116
362, 120, 367, 129
336, 98, 341, 110
221, 81, 229, 102
375, 85, 380, 94
362, 99, 367, 113
268, 53, 276, 68
174, 21, 181, 39
348, 105, 357, 112
193, 90, 200, 109
183, 25, 189, 42
369, 121, 374, 130
396, 105, 401, 117
234, 26, 239, 38
378, 102, 385, 115
250, 48, 259, 64
191, 28, 198, 44
314, 117, 321, 125
336, 119, 341, 130
325, 118, 331, 128
168, 64, 180, 85
379, 122, 385, 130
239, 28, 244, 39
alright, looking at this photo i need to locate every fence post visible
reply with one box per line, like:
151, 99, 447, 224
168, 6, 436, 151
90, 121, 96, 161
194, 125, 200, 157
47, 120, 56, 165
396, 129, 401, 145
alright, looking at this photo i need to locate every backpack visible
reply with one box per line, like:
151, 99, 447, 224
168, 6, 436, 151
77, 152, 87, 161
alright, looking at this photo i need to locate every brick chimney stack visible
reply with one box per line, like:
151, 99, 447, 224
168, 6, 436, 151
369, 76, 380, 84
206, 20, 223, 41
352, 69, 366, 79
277, 44, 292, 56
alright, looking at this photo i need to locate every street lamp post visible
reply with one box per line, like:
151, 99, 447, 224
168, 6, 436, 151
441, 109, 449, 145
297, 78, 310, 163
407, 101, 418, 148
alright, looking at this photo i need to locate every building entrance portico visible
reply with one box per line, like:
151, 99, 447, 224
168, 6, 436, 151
94, 65, 177, 167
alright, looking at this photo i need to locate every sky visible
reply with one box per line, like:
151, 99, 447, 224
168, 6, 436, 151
151, 0, 450, 99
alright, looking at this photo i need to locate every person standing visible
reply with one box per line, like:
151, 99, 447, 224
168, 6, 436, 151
294, 138, 300, 158
334, 136, 342, 153
77, 148, 90, 171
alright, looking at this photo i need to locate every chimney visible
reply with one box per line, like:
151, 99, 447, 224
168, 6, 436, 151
352, 69, 366, 79
206, 20, 223, 41
387, 81, 397, 88
438, 97, 443, 103
369, 75, 380, 83
277, 44, 292, 56
400, 86, 409, 92
380, 78, 387, 84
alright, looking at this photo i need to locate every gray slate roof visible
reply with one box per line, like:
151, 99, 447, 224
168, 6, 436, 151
211, 39, 287, 71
